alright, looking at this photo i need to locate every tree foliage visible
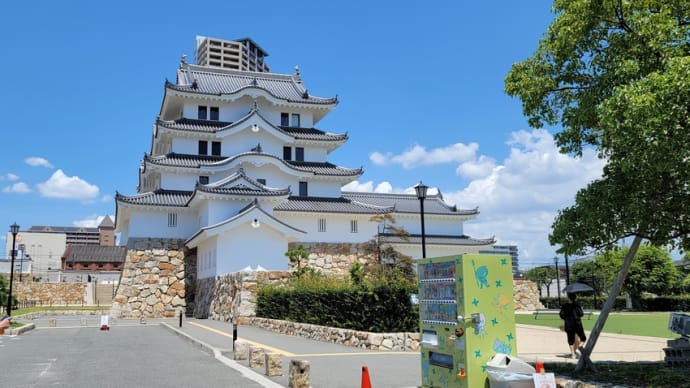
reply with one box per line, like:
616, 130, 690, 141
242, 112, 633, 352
595, 246, 681, 301
525, 266, 557, 297
505, 0, 690, 371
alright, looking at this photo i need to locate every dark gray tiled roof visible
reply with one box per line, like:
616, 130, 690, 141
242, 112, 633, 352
274, 196, 392, 214
145, 153, 362, 176
115, 190, 193, 207
195, 169, 290, 197
63, 245, 128, 264
168, 64, 337, 105
379, 234, 495, 246
157, 118, 233, 132
145, 153, 226, 168
342, 192, 478, 216
278, 126, 348, 141
28, 226, 98, 233
156, 118, 347, 142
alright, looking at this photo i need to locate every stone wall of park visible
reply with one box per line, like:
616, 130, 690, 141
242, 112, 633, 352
12, 280, 87, 305
193, 270, 291, 322
513, 279, 545, 311
110, 239, 195, 319
287, 242, 376, 276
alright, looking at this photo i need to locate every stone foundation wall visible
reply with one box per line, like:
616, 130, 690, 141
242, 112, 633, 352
288, 242, 375, 276
513, 280, 544, 311
110, 239, 193, 318
13, 281, 87, 305
194, 270, 291, 322
247, 317, 420, 351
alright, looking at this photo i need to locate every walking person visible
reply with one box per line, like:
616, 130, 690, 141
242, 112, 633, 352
559, 292, 587, 358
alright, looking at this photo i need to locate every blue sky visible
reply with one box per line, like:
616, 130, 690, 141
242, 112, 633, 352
0, 1, 607, 268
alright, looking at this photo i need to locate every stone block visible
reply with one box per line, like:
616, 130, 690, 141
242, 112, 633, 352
288, 359, 310, 388
264, 353, 282, 376
249, 346, 265, 368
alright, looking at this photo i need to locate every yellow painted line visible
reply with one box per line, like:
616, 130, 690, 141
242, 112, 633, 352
188, 322, 418, 358
189, 321, 296, 357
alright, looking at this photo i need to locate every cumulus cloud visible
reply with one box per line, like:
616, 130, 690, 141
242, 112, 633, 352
370, 142, 479, 169
343, 180, 397, 193
1, 173, 20, 181
25, 157, 54, 168
443, 129, 605, 265
357, 129, 605, 267
36, 169, 100, 200
73, 214, 114, 228
2, 182, 31, 194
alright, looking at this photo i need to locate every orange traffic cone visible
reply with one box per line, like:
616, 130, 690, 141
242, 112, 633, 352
535, 359, 545, 374
361, 365, 372, 388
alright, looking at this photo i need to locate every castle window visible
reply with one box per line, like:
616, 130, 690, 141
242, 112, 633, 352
211, 141, 221, 156
295, 147, 304, 161
291, 113, 300, 127
281, 113, 289, 126
257, 179, 266, 185
283, 146, 292, 160
299, 181, 308, 196
318, 218, 326, 232
168, 213, 178, 227
198, 141, 208, 155
350, 220, 358, 233
198, 105, 219, 120
199, 176, 209, 184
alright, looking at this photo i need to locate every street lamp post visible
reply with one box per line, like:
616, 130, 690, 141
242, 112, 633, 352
414, 182, 428, 259
6, 223, 19, 316
554, 256, 561, 305
564, 254, 570, 286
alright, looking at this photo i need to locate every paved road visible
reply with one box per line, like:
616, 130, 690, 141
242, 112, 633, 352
2, 315, 670, 388
0, 323, 268, 388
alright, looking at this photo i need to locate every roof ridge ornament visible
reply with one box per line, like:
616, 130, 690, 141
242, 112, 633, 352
302, 89, 309, 99
251, 78, 258, 86
191, 79, 198, 89
251, 143, 263, 153
180, 53, 187, 68
293, 65, 302, 83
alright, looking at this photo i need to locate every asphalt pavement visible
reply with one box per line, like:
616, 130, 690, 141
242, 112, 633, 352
2, 314, 670, 388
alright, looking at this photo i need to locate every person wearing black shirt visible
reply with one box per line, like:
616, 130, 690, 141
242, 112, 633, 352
559, 292, 587, 358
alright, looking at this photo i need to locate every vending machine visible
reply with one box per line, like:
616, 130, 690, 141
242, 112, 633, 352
417, 254, 516, 387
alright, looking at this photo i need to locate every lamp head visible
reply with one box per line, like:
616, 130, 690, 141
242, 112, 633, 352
10, 222, 19, 235
414, 182, 428, 200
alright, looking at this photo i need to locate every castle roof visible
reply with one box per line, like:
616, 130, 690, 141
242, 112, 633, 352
62, 244, 128, 264
144, 152, 363, 177
342, 192, 478, 216
274, 196, 393, 214
168, 64, 338, 106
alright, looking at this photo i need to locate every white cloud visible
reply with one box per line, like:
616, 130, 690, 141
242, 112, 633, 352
36, 169, 100, 200
1, 173, 20, 181
370, 142, 479, 169
73, 214, 114, 228
456, 155, 497, 179
25, 157, 54, 168
342, 180, 402, 194
443, 129, 605, 266
2, 182, 31, 194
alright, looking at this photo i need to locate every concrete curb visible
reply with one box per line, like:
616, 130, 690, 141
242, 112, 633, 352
159, 323, 284, 388
2, 322, 36, 336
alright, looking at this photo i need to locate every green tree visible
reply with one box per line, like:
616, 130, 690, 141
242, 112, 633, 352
525, 267, 556, 298
505, 0, 690, 371
285, 244, 309, 279
595, 246, 681, 304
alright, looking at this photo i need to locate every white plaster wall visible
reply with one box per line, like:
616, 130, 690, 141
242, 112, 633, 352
203, 199, 257, 226
213, 223, 289, 274
276, 213, 378, 243
127, 211, 197, 239
303, 180, 342, 197
219, 131, 285, 157
160, 171, 200, 190
391, 214, 465, 236
171, 138, 201, 154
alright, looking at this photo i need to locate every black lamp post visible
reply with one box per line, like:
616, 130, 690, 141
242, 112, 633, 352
414, 182, 428, 259
554, 256, 561, 305
564, 253, 570, 286
6, 222, 19, 316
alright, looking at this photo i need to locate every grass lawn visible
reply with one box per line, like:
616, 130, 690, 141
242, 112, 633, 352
516, 311, 678, 338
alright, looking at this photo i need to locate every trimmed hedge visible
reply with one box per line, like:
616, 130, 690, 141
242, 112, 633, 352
540, 295, 690, 311
257, 284, 419, 333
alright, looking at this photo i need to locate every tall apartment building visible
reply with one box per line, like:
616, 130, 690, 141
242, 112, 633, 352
195, 36, 270, 72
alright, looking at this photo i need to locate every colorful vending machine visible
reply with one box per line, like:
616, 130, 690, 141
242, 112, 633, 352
417, 254, 516, 387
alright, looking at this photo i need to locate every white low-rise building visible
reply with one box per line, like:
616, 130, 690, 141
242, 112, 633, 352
115, 36, 496, 277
